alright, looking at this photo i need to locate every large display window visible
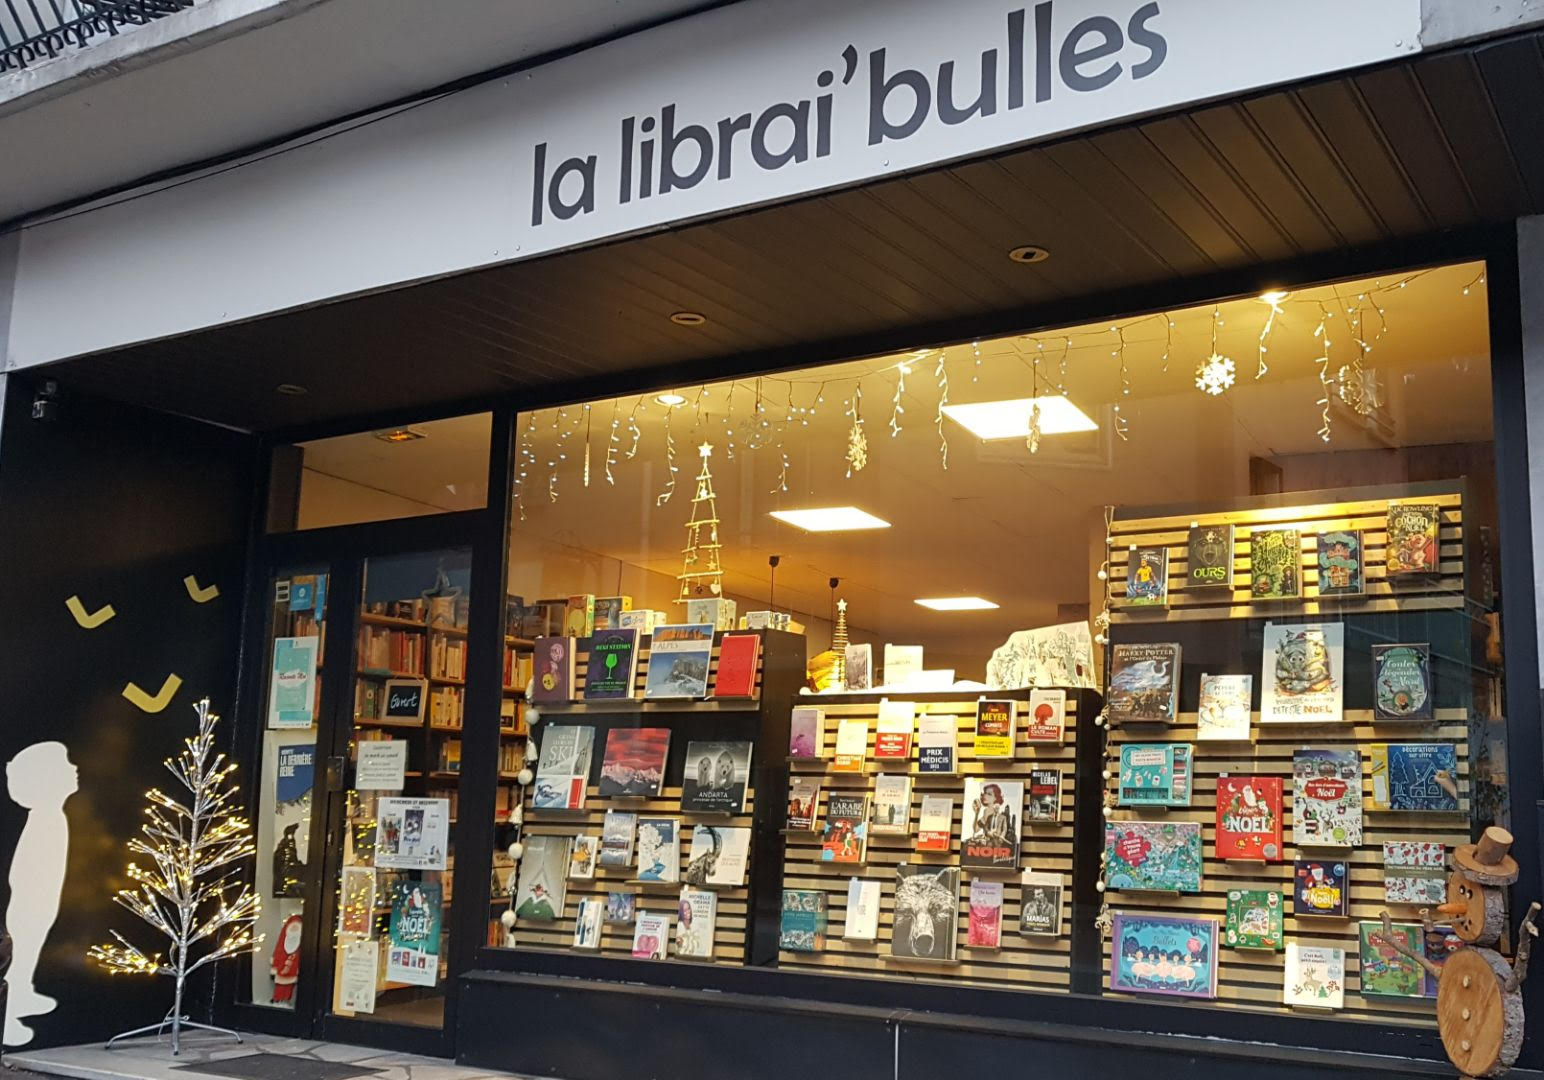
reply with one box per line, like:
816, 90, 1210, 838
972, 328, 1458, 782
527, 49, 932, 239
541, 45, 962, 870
482, 258, 1516, 1034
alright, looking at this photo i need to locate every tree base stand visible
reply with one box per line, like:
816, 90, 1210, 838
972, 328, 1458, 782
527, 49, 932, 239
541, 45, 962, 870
105, 1014, 243, 1055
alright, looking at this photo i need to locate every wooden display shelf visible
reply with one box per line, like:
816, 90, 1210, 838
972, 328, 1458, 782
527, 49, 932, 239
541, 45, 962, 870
357, 667, 423, 680
428, 674, 466, 686
356, 717, 423, 729
359, 613, 428, 630
431, 624, 469, 637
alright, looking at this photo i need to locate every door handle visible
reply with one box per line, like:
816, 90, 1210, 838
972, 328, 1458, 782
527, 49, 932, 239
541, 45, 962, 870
325, 755, 347, 792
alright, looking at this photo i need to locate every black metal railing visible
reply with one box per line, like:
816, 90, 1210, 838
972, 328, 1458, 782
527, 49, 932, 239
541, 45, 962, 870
1, 0, 196, 74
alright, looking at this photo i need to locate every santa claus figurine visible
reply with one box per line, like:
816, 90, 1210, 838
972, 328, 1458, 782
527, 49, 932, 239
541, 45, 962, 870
270, 914, 303, 1003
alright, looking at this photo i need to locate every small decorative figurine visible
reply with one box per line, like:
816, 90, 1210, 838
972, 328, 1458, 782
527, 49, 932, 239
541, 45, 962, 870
1373, 827, 1540, 1078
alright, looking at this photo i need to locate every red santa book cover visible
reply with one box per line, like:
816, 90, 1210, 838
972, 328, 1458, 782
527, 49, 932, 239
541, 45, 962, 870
1215, 775, 1283, 861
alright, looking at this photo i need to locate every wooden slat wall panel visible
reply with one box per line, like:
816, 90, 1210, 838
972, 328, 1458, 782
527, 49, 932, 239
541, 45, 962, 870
778, 693, 1078, 992
504, 636, 763, 963
1103, 492, 1471, 1026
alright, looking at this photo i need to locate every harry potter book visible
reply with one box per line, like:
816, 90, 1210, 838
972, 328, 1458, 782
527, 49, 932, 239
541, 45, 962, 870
961, 778, 1022, 870
1385, 502, 1441, 577
1372, 643, 1433, 722
1107, 643, 1181, 724
1124, 545, 1169, 607
1292, 748, 1362, 846
1316, 530, 1364, 597
821, 794, 869, 864
1214, 775, 1283, 861
1186, 524, 1235, 590
1248, 527, 1302, 600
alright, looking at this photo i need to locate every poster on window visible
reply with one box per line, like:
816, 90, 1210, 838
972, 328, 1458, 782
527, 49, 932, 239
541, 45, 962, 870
374, 797, 450, 870
337, 938, 379, 1013
267, 636, 318, 729
386, 881, 442, 987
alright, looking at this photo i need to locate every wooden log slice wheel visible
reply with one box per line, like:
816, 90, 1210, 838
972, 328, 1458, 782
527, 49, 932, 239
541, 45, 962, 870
1438, 947, 1523, 1078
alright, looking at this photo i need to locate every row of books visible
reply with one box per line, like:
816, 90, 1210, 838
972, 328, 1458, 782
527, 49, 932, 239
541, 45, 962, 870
429, 686, 463, 728
531, 726, 752, 814
430, 636, 466, 680
788, 772, 1062, 868
358, 626, 425, 675
791, 693, 1067, 770
780, 866, 1065, 960
530, 627, 759, 704
1124, 502, 1442, 606
1110, 627, 1435, 728
502, 647, 534, 691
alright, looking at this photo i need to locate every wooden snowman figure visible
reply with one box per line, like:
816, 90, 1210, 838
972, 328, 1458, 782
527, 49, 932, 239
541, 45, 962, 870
1376, 827, 1540, 1078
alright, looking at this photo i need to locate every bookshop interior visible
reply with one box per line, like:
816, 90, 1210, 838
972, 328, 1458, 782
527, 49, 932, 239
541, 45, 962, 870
249, 255, 1523, 1062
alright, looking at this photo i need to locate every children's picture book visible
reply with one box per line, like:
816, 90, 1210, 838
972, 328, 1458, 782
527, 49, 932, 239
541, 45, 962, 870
789, 706, 825, 759
1024, 688, 1066, 744
604, 890, 637, 924
779, 889, 828, 952
871, 774, 913, 835
583, 628, 639, 700
891, 864, 959, 962
874, 699, 916, 761
631, 911, 670, 959
1214, 775, 1283, 861
1261, 622, 1344, 723
513, 834, 570, 921
843, 643, 873, 690
786, 777, 821, 832
1018, 871, 1063, 936
1372, 644, 1433, 722
1225, 889, 1283, 950
711, 632, 760, 698
1385, 502, 1441, 577
1103, 821, 1203, 892
916, 714, 958, 774
1293, 748, 1362, 846
684, 824, 751, 888
832, 717, 869, 773
1026, 768, 1062, 824
973, 699, 1016, 758
1117, 743, 1192, 807
568, 835, 599, 879
1384, 841, 1447, 905
531, 725, 594, 810
599, 810, 637, 867
961, 778, 1023, 870
916, 794, 954, 852
643, 623, 715, 699
843, 877, 882, 941
635, 817, 680, 883
530, 636, 575, 704
572, 896, 604, 950
883, 644, 924, 688
1107, 643, 1181, 724
1422, 925, 1463, 998
597, 726, 670, 798
675, 887, 718, 959
1316, 530, 1364, 597
1124, 545, 1169, 606
564, 594, 595, 638
679, 740, 753, 814
1186, 524, 1235, 590
1284, 943, 1345, 1010
592, 595, 633, 631
1368, 742, 1459, 811
1249, 527, 1302, 599
967, 879, 1004, 948
1359, 920, 1426, 998
821, 794, 869, 864
1197, 674, 1252, 740
1293, 858, 1350, 918
1110, 914, 1218, 1000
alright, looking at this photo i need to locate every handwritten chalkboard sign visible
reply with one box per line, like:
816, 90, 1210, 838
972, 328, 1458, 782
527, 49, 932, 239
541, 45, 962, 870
383, 678, 426, 722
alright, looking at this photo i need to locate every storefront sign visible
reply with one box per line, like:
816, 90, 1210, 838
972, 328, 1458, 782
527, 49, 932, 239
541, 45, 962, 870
355, 741, 408, 791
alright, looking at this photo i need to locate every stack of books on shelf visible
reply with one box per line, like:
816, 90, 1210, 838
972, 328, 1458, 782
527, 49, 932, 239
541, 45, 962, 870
358, 625, 424, 673
503, 646, 533, 690
438, 739, 462, 773
431, 635, 467, 680
430, 686, 464, 727
498, 741, 524, 775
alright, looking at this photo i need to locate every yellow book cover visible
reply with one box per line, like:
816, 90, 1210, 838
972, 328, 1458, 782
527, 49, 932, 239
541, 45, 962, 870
973, 699, 1016, 759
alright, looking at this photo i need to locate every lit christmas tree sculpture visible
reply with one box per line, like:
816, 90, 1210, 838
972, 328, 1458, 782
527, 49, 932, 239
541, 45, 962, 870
831, 598, 849, 686
676, 442, 725, 605
89, 698, 260, 1054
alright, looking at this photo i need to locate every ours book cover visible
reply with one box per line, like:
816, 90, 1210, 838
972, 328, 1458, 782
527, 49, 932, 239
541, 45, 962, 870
680, 740, 754, 814
1104, 820, 1203, 893
1214, 776, 1283, 861
1186, 524, 1234, 590
1107, 643, 1181, 724
1372, 644, 1433, 722
1110, 914, 1217, 1000
1248, 527, 1302, 599
1385, 503, 1441, 577
961, 778, 1022, 870
1124, 545, 1169, 606
597, 727, 670, 798
821, 794, 869, 864
1368, 742, 1459, 811
1293, 748, 1362, 846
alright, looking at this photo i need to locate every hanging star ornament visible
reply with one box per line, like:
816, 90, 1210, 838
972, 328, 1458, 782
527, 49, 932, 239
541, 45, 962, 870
698, 441, 714, 458
1194, 353, 1236, 396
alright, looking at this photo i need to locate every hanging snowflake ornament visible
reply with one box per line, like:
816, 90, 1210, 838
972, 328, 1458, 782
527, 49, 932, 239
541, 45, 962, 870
1026, 400, 1043, 454
1194, 353, 1236, 396
845, 419, 868, 475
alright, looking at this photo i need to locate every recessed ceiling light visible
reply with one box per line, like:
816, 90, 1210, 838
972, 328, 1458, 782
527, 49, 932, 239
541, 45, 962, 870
275, 383, 308, 396
915, 596, 1000, 611
374, 427, 427, 443
1007, 244, 1051, 264
941, 395, 1098, 440
769, 506, 891, 532
670, 311, 707, 326
1259, 289, 1291, 305
655, 392, 688, 407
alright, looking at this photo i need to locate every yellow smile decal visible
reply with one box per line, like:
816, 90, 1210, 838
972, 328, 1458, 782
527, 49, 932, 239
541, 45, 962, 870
183, 575, 220, 603
122, 674, 183, 713
65, 595, 116, 629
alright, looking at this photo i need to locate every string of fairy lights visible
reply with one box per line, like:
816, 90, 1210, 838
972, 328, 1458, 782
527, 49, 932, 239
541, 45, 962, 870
510, 269, 1481, 522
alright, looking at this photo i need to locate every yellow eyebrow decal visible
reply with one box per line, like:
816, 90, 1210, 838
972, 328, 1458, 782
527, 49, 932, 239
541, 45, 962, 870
184, 575, 220, 603
65, 595, 116, 629
122, 674, 183, 714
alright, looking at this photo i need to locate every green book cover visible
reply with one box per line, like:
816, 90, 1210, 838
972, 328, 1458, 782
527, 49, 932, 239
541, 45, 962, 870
1358, 920, 1426, 998
1224, 889, 1282, 950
